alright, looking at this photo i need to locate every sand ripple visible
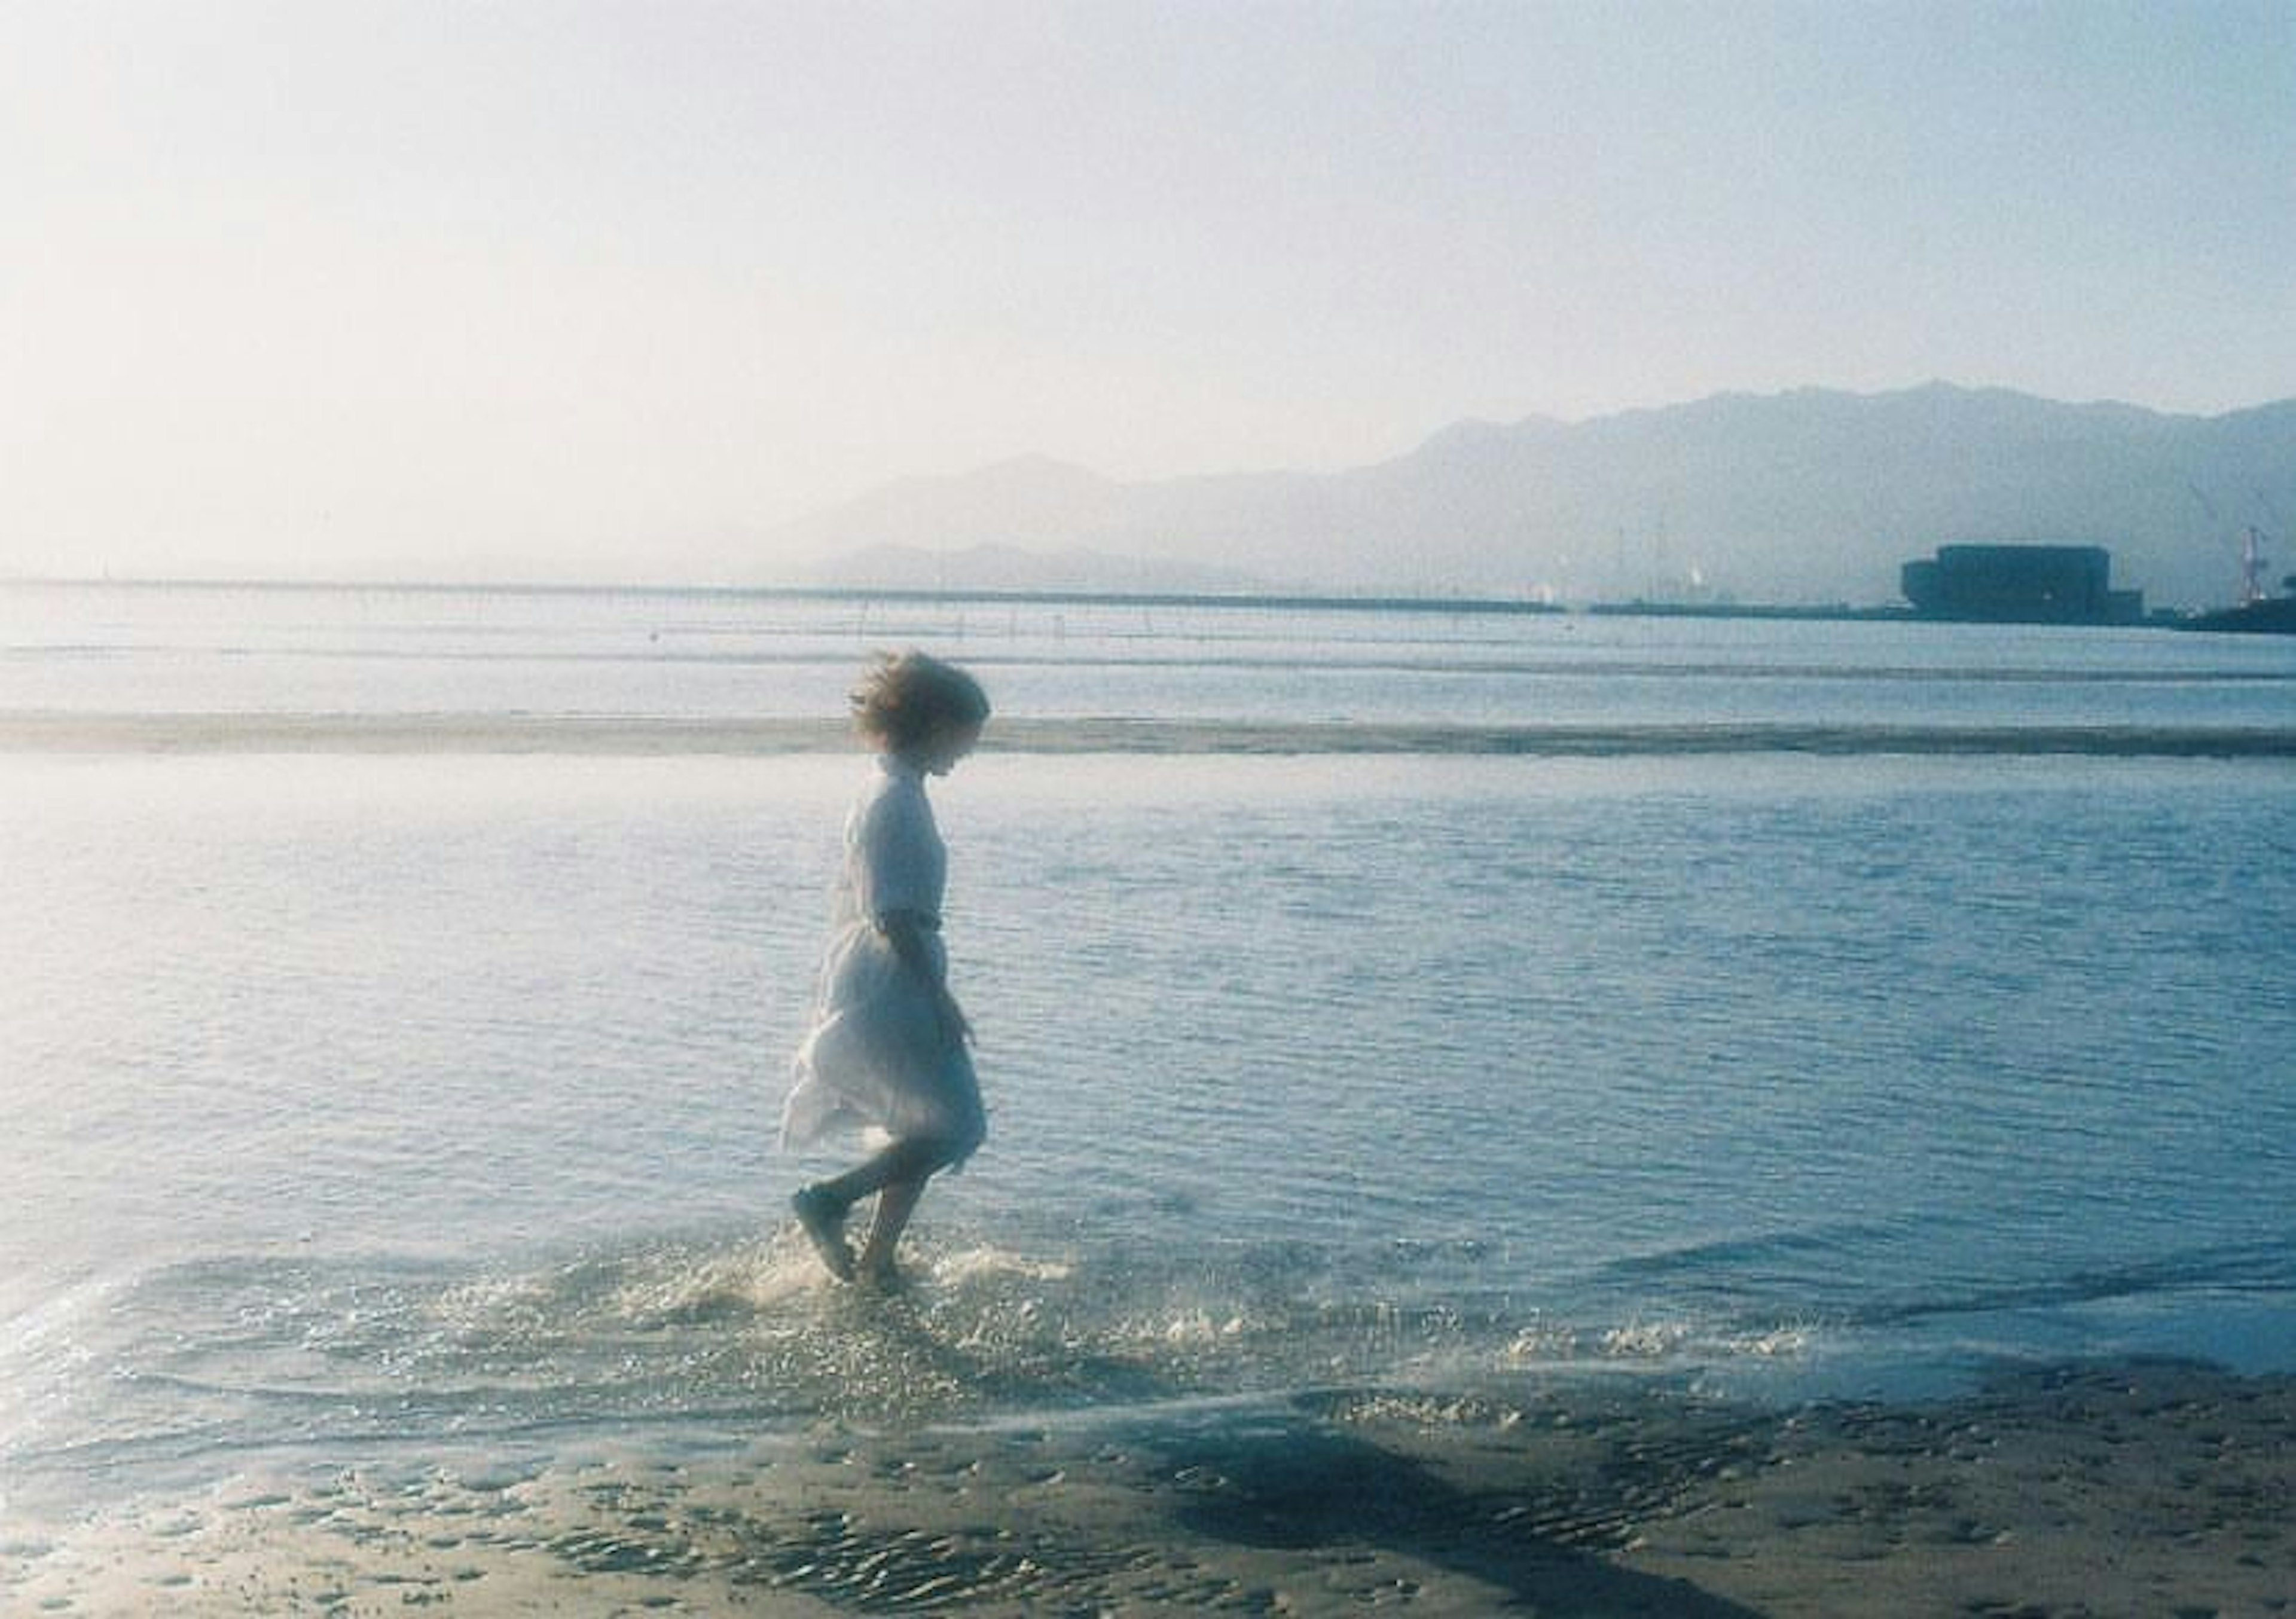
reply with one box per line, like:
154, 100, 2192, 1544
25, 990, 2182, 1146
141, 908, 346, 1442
5, 1361, 2289, 1615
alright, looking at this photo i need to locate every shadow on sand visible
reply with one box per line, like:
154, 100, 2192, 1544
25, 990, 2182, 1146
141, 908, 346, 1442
1152, 1413, 1766, 1618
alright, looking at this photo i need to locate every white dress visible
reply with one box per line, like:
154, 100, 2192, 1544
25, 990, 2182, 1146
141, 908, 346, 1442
781, 756, 986, 1160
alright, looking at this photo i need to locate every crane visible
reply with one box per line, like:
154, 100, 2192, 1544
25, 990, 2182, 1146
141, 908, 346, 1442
2239, 526, 2271, 607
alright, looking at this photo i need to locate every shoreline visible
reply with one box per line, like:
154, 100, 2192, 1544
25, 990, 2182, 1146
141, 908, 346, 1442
7, 1358, 2289, 1615
5, 710, 2296, 759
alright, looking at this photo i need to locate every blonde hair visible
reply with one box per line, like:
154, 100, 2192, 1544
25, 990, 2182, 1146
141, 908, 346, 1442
851, 650, 991, 751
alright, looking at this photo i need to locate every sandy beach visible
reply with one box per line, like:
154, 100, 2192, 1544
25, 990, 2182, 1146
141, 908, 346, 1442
5, 1359, 2288, 1616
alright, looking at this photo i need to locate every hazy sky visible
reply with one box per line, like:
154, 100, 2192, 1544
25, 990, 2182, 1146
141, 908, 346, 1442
4, 0, 2290, 582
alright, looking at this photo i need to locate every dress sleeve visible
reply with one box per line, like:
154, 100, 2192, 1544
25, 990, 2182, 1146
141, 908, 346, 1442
856, 777, 945, 923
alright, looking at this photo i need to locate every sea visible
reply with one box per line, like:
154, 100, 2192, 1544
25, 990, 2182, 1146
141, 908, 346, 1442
3, 580, 2293, 1522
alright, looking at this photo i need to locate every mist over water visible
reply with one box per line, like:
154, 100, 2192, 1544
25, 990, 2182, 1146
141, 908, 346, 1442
4, 585, 2294, 1514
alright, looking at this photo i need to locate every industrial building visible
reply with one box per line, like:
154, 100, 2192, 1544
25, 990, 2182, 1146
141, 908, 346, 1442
1900, 544, 2145, 625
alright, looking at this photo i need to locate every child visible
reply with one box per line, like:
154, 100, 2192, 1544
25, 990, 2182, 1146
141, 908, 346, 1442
783, 651, 991, 1284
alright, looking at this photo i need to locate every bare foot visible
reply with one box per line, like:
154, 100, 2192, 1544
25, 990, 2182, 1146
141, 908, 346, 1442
791, 1186, 855, 1282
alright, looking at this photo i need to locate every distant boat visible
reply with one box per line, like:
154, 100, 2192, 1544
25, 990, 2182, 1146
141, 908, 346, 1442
2183, 535, 2296, 633
2181, 596, 2296, 634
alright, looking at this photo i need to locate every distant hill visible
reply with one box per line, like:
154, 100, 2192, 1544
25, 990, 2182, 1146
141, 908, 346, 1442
775, 386, 2296, 609
806, 540, 1270, 596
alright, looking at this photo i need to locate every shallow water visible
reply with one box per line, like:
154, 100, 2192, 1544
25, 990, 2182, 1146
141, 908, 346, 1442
3, 585, 2294, 1516
7, 578, 2295, 732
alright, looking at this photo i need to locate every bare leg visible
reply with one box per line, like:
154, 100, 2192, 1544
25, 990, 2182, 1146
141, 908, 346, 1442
811, 1136, 948, 1207
858, 1177, 927, 1283
795, 1135, 959, 1282
790, 1185, 854, 1281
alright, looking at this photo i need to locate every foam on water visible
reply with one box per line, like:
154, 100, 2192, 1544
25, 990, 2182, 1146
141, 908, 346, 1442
4, 1214, 1880, 1514
8, 1215, 2293, 1520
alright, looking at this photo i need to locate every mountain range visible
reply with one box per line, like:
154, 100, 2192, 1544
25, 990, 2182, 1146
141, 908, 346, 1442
773, 384, 2296, 609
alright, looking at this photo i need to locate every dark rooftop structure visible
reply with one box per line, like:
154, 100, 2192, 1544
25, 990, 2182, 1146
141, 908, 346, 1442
1901, 544, 2144, 625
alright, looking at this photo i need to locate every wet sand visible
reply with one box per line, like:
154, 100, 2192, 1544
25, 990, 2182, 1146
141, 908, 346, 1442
4, 1360, 2289, 1615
